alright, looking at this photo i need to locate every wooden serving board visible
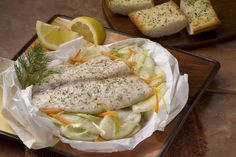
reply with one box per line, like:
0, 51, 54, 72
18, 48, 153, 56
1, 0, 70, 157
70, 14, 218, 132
0, 15, 220, 157
103, 0, 236, 49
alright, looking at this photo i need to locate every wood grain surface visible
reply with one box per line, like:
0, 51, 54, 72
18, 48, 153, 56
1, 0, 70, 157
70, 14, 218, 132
102, 0, 236, 49
0, 0, 235, 157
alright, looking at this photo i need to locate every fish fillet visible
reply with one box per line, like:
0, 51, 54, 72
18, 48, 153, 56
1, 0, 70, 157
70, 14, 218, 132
33, 56, 131, 93
32, 76, 152, 114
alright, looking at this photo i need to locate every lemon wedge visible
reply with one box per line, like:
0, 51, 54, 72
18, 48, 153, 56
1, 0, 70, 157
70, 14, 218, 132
36, 20, 78, 50
70, 16, 106, 45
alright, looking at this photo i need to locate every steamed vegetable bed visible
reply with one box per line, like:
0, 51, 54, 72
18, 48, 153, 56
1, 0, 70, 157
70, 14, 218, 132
40, 44, 167, 141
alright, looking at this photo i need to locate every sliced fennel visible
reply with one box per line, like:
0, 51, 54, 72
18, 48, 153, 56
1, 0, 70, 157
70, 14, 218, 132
156, 83, 169, 114
76, 113, 101, 122
110, 48, 123, 58
124, 44, 143, 55
79, 45, 104, 57
142, 66, 156, 77
149, 66, 166, 87
59, 113, 102, 134
132, 83, 168, 113
116, 44, 139, 59
144, 56, 155, 69
82, 53, 101, 59
139, 67, 156, 79
55, 44, 169, 141
99, 110, 141, 140
92, 122, 105, 135
134, 51, 147, 74
60, 123, 98, 141
132, 96, 155, 113
156, 83, 168, 94
127, 124, 141, 137
154, 66, 166, 80
112, 116, 120, 136
110, 45, 137, 59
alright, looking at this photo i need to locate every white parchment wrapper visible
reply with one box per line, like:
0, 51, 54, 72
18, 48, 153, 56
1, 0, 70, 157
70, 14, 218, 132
1, 37, 189, 152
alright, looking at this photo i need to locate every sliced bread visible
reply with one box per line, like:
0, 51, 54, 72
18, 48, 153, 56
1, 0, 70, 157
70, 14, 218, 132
128, 1, 188, 38
180, 0, 221, 35
106, 0, 154, 15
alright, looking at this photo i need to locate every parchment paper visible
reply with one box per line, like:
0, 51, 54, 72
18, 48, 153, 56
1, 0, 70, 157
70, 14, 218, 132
1, 37, 189, 152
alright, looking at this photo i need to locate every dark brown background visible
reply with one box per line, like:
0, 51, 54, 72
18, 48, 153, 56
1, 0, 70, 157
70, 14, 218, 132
0, 0, 235, 157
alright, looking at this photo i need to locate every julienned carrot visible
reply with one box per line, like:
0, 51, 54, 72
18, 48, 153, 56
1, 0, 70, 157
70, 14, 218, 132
49, 114, 71, 125
70, 53, 88, 63
123, 60, 137, 67
99, 111, 117, 117
39, 108, 63, 114
152, 87, 159, 112
139, 77, 150, 84
150, 76, 163, 81
128, 49, 136, 59
131, 72, 149, 85
101, 51, 137, 68
140, 75, 163, 84
40, 108, 70, 125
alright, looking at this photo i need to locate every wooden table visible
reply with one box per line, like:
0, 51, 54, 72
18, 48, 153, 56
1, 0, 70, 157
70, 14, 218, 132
0, 0, 235, 157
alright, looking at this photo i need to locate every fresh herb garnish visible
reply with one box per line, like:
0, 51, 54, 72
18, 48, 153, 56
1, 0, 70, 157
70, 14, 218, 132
14, 44, 55, 89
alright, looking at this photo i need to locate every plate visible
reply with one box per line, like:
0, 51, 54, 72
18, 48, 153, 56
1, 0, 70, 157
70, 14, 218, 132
0, 15, 220, 157
102, 0, 236, 49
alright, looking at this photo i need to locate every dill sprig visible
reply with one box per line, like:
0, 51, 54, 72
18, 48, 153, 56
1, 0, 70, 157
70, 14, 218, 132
14, 44, 55, 89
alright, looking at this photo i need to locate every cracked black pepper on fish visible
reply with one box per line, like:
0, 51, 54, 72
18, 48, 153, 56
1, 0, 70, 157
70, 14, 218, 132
32, 56, 152, 114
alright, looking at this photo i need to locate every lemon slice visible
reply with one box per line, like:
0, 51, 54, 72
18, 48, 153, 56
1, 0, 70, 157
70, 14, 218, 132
36, 20, 78, 50
70, 16, 106, 45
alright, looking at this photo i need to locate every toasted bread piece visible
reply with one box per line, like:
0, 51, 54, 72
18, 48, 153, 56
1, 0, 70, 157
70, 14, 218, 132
106, 0, 154, 15
128, 1, 187, 38
180, 0, 221, 35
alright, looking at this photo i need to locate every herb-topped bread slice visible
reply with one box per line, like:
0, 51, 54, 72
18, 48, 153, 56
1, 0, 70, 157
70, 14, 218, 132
180, 0, 221, 35
128, 1, 187, 38
106, 0, 154, 15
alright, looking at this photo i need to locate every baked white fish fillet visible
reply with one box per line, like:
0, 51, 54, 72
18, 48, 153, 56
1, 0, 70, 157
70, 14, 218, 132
33, 56, 131, 93
32, 76, 152, 114
32, 57, 152, 113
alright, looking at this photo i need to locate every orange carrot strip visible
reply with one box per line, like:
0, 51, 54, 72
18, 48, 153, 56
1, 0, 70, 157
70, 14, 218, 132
70, 53, 88, 63
101, 51, 136, 67
150, 76, 163, 81
101, 50, 137, 70
49, 114, 71, 125
39, 108, 63, 114
152, 87, 159, 112
99, 111, 117, 117
140, 78, 150, 84
128, 49, 136, 59
131, 72, 149, 84
123, 60, 137, 67
140, 76, 163, 84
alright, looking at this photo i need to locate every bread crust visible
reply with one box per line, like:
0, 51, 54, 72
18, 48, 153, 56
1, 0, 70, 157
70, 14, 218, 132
188, 17, 221, 35
181, 0, 221, 35
106, 0, 154, 15
128, 12, 148, 36
128, 1, 187, 38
